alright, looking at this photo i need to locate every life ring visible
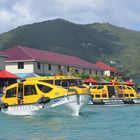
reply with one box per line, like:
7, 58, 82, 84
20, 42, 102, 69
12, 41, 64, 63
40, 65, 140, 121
102, 89, 107, 94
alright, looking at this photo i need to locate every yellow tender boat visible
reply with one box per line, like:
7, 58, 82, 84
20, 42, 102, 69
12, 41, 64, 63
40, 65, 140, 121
0, 76, 91, 116
90, 84, 140, 105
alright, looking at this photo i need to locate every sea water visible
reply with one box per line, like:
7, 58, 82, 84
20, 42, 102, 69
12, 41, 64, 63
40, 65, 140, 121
0, 104, 140, 140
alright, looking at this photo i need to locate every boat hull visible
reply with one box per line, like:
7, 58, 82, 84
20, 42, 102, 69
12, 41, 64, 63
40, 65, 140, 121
133, 98, 140, 104
1, 94, 91, 116
91, 98, 140, 105
91, 98, 124, 106
123, 98, 140, 104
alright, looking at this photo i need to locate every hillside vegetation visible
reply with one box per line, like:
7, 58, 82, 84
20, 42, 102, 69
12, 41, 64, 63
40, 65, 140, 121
0, 19, 140, 78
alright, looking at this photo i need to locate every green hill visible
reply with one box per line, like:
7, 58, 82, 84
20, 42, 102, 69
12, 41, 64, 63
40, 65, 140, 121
0, 18, 140, 78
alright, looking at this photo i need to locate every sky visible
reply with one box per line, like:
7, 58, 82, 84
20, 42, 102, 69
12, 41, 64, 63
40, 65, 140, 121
1, 0, 140, 33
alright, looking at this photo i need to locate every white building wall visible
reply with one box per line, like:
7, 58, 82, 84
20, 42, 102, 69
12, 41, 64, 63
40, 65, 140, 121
5, 61, 105, 77
33, 62, 64, 75
97, 70, 104, 76
5, 62, 34, 74
104, 70, 111, 76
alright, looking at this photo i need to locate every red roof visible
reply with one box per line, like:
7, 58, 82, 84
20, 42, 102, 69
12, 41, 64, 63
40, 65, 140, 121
95, 61, 119, 72
4, 45, 100, 70
0, 70, 19, 78
0, 51, 7, 56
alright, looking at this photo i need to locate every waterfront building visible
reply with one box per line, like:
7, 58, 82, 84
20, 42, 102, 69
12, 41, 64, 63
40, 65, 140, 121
3, 45, 103, 77
95, 61, 122, 78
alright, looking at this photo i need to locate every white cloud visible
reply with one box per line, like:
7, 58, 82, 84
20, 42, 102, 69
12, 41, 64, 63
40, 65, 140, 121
0, 0, 140, 33
12, 2, 34, 24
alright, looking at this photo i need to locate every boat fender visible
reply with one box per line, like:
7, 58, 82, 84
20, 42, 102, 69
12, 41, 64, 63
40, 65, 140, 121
38, 97, 51, 104
0, 103, 8, 109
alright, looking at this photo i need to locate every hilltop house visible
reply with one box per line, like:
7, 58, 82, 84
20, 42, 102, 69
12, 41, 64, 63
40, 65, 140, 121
95, 61, 123, 78
3, 45, 103, 77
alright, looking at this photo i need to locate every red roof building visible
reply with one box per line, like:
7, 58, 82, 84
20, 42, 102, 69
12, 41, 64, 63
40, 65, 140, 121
95, 61, 123, 77
3, 45, 103, 77
4, 45, 100, 69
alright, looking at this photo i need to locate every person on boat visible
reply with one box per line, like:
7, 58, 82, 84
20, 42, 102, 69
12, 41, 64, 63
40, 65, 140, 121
2, 85, 6, 94
89, 82, 92, 88
18, 91, 23, 104
112, 95, 116, 98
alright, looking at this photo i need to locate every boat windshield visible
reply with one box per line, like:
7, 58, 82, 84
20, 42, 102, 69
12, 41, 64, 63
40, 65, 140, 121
55, 79, 83, 87
40, 80, 53, 84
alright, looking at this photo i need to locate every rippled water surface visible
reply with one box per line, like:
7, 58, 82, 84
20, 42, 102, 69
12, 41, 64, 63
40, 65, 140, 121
1, 104, 140, 140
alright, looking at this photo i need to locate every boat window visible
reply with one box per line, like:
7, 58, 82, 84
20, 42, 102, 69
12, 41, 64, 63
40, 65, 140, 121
91, 94, 94, 98
37, 84, 53, 93
40, 80, 53, 84
95, 94, 101, 98
130, 94, 134, 97
124, 94, 129, 97
97, 85, 104, 89
24, 85, 37, 96
102, 94, 107, 98
122, 86, 127, 89
115, 86, 124, 94
61, 81, 69, 87
78, 85, 87, 88
117, 86, 123, 90
5, 87, 17, 98
118, 94, 123, 97
78, 79, 84, 85
127, 86, 132, 90
55, 80, 62, 86
92, 86, 97, 89
63, 79, 78, 86
68, 88, 76, 92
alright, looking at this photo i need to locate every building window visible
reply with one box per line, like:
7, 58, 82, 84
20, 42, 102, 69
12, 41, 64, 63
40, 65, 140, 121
101, 70, 104, 75
82, 68, 85, 74
48, 63, 51, 70
18, 62, 24, 69
75, 69, 79, 74
37, 62, 41, 69
95, 70, 98, 75
95, 94, 101, 98
58, 65, 61, 70
67, 66, 70, 72
89, 69, 91, 74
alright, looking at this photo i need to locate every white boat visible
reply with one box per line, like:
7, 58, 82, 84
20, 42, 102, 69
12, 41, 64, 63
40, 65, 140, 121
0, 76, 91, 116
1, 94, 90, 116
